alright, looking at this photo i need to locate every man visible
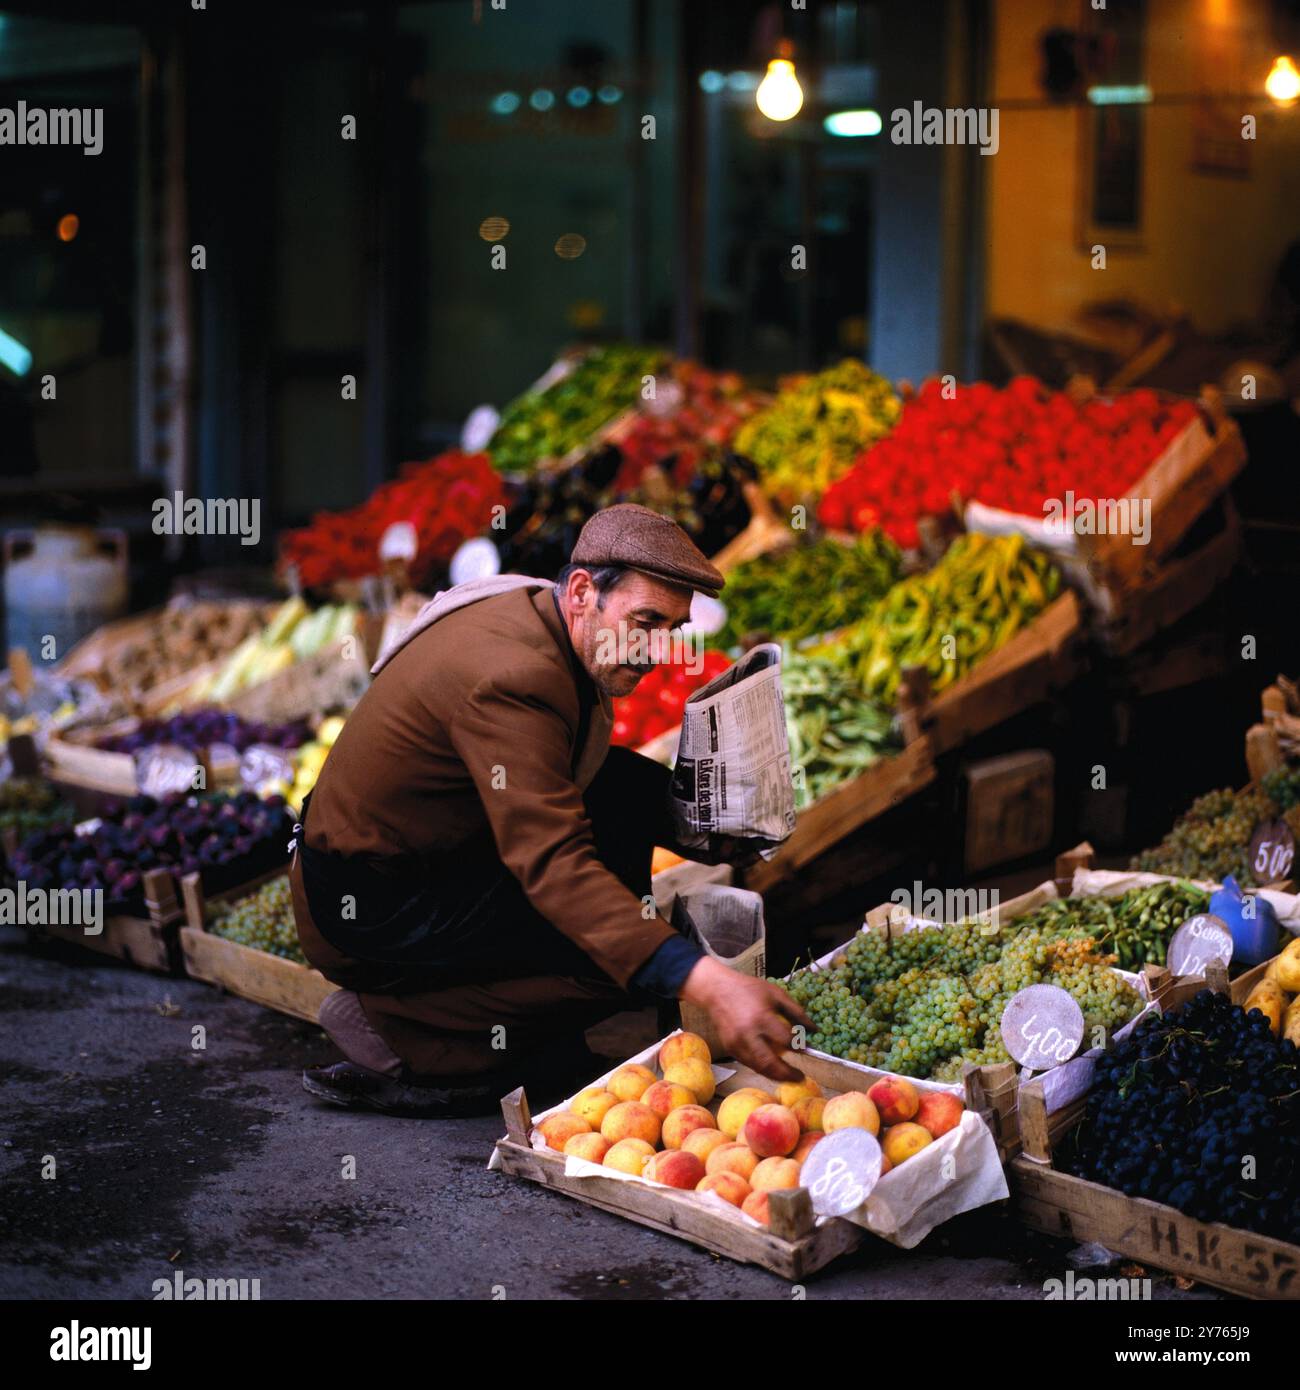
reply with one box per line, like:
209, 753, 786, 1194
292, 503, 809, 1117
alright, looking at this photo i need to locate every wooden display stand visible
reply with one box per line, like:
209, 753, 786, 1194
178, 870, 337, 1024
1008, 954, 1300, 1300
33, 868, 185, 975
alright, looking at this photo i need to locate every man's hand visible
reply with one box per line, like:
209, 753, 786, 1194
680, 957, 812, 1084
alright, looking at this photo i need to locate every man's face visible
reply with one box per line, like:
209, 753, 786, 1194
562, 568, 694, 698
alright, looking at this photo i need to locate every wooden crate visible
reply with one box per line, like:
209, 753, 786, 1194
1074, 388, 1248, 591
493, 1044, 1002, 1278
1008, 948, 1300, 1299
178, 870, 337, 1023
962, 750, 1055, 875
919, 591, 1085, 757
1075, 497, 1241, 658
32, 867, 185, 974
54, 600, 276, 709
744, 735, 936, 894
1010, 1159, 1300, 1300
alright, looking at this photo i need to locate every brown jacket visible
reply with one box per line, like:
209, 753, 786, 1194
303, 586, 676, 988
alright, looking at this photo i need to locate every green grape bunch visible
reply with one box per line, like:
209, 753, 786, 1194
774, 913, 1142, 1081
209, 876, 304, 963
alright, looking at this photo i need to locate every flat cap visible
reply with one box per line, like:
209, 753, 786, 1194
571, 503, 725, 597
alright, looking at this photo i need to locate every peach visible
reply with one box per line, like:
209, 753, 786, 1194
882, 1122, 933, 1167
751, 1156, 801, 1191
663, 1058, 716, 1105
742, 1104, 800, 1158
705, 1142, 759, 1181
681, 1128, 732, 1164
791, 1131, 823, 1165
538, 1112, 591, 1151
697, 1171, 751, 1207
603, 1138, 655, 1175
661, 1104, 717, 1150
879, 1150, 893, 1176
822, 1091, 880, 1136
777, 1076, 822, 1108
570, 1088, 619, 1131
741, 1189, 771, 1225
563, 1132, 612, 1164
600, 1101, 662, 1147
717, 1087, 774, 1138
641, 1081, 697, 1119
915, 1091, 964, 1139
645, 1149, 705, 1189
657, 1031, 712, 1072
791, 1096, 826, 1132
607, 1063, 656, 1103
868, 1076, 920, 1126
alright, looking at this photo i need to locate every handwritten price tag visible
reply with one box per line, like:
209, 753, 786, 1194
798, 1127, 882, 1218
1249, 819, 1295, 884
239, 744, 297, 792
1167, 913, 1233, 979
134, 744, 199, 798
1000, 985, 1085, 1070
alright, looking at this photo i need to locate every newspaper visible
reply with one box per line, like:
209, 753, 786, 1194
668, 643, 796, 860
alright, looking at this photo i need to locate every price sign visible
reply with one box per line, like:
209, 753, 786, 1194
1000, 985, 1085, 1070
449, 537, 502, 586
134, 744, 200, 798
240, 744, 297, 793
798, 1127, 882, 1218
1249, 819, 1296, 884
1166, 913, 1233, 979
379, 521, 419, 564
642, 378, 685, 419
460, 403, 500, 453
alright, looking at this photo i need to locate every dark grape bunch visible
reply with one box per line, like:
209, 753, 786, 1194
11, 791, 294, 913
210, 876, 303, 963
1065, 991, 1300, 1241
96, 708, 312, 756
776, 917, 1141, 1081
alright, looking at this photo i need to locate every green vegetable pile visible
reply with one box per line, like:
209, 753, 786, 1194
489, 344, 667, 473
1009, 881, 1210, 973
781, 652, 900, 809
819, 533, 1061, 705
0, 780, 74, 844
209, 876, 304, 963
714, 533, 903, 649
776, 917, 1141, 1081
1132, 785, 1287, 887
733, 359, 900, 503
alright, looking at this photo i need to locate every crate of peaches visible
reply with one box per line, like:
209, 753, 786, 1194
490, 1029, 1008, 1279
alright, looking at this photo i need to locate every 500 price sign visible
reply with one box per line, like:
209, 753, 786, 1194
1250, 819, 1295, 884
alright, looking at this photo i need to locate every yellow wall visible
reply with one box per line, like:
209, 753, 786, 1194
986, 0, 1300, 335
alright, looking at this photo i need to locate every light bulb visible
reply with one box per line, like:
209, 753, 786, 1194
756, 57, 803, 121
1266, 55, 1300, 105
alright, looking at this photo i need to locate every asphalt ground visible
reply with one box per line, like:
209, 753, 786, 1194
0, 925, 1223, 1302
